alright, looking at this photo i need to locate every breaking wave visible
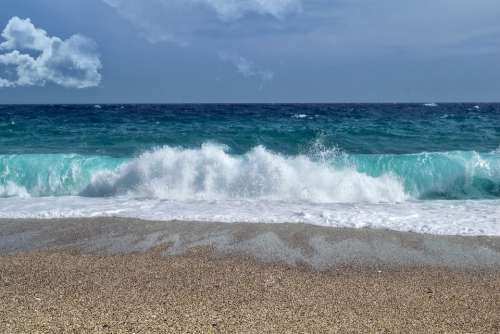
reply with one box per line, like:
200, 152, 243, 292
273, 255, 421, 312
82, 144, 407, 203
1, 144, 499, 202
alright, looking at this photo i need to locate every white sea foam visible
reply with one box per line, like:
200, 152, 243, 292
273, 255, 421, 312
0, 145, 498, 236
81, 144, 407, 203
0, 196, 498, 236
0, 181, 30, 198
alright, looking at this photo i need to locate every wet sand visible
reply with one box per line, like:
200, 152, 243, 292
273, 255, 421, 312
1, 218, 500, 332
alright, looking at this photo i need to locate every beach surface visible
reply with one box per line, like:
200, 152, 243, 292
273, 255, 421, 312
1, 218, 500, 332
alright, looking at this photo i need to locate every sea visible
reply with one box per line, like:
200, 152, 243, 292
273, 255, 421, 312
0, 103, 499, 236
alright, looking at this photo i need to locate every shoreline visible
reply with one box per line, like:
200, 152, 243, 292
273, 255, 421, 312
2, 218, 500, 270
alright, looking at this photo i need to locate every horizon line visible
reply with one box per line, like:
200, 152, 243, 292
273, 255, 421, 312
1, 101, 499, 106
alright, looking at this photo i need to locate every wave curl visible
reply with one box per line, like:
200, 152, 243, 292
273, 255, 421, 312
82, 144, 407, 203
1, 144, 499, 202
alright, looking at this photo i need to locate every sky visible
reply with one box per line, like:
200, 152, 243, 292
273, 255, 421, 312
0, 0, 499, 103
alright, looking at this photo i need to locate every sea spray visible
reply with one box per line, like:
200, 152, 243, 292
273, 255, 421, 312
0, 181, 30, 198
1, 145, 499, 201
82, 144, 408, 203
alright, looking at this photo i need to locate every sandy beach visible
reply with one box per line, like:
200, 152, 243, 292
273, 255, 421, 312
1, 218, 500, 333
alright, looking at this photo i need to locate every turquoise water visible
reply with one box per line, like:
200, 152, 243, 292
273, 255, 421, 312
0, 104, 500, 199
0, 150, 499, 200
1, 103, 499, 236
0, 103, 498, 201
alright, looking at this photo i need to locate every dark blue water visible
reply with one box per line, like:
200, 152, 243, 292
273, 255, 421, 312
0, 103, 499, 200
1, 104, 499, 156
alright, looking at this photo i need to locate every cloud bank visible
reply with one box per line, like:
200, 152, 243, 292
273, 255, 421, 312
0, 17, 102, 88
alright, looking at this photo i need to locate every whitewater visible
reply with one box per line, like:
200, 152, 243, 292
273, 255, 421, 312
1, 103, 499, 236
1, 143, 499, 236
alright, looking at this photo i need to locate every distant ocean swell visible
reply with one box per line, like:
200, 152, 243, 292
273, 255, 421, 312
1, 143, 499, 202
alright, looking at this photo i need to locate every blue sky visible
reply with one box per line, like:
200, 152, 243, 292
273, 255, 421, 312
0, 0, 499, 103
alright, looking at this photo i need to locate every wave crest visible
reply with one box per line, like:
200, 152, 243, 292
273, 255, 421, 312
1, 145, 498, 201
81, 144, 408, 203
0, 181, 30, 198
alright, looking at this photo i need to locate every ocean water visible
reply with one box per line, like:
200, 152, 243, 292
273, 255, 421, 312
0, 104, 499, 236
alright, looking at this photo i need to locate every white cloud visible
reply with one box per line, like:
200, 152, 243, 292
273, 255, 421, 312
102, 0, 302, 45
220, 52, 274, 85
0, 77, 14, 88
105, 0, 301, 22
0, 17, 102, 88
197, 0, 302, 20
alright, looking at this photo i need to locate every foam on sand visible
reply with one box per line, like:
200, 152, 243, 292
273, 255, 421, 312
0, 196, 498, 236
